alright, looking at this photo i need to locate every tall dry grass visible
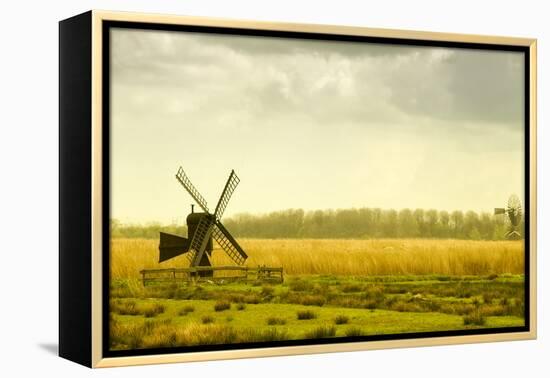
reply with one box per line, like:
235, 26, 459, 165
111, 238, 524, 279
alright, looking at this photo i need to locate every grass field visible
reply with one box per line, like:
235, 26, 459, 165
111, 238, 524, 279
109, 238, 525, 350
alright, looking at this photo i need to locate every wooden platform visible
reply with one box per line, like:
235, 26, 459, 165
139, 265, 283, 286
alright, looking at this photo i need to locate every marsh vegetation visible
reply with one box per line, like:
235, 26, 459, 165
109, 229, 525, 351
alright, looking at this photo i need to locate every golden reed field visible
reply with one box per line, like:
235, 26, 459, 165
110, 238, 524, 280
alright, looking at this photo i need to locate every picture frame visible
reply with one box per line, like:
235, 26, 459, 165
59, 10, 537, 368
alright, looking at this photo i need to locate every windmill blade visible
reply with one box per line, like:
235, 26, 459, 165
187, 216, 215, 266
159, 232, 189, 263
212, 222, 248, 265
506, 194, 522, 227
507, 194, 521, 210
175, 167, 210, 213
214, 170, 240, 220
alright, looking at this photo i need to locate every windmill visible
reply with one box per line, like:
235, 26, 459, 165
494, 194, 523, 240
158, 167, 248, 276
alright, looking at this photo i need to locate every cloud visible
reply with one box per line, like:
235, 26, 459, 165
384, 47, 524, 126
109, 28, 525, 222
111, 28, 524, 132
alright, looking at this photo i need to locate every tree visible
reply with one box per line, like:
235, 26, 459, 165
479, 212, 493, 240
464, 210, 480, 239
398, 208, 418, 237
425, 209, 439, 237
382, 209, 398, 238
439, 210, 450, 238
413, 209, 426, 236
121, 206, 511, 240
451, 210, 464, 238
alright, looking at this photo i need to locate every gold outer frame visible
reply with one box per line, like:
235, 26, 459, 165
90, 10, 537, 368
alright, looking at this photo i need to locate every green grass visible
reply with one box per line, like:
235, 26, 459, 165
110, 274, 525, 350
110, 297, 523, 350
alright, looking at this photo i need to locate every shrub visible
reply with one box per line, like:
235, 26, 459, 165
261, 286, 275, 297
182, 305, 195, 313
111, 300, 139, 315
240, 327, 288, 342
312, 283, 331, 296
111, 300, 166, 317
341, 283, 363, 293
177, 303, 196, 316
439, 303, 476, 316
383, 296, 398, 307
289, 279, 313, 292
508, 297, 525, 317
201, 315, 215, 324
243, 293, 261, 304
334, 315, 349, 325
194, 324, 238, 345
362, 299, 379, 310
299, 295, 326, 307
463, 311, 486, 326
479, 304, 507, 317
110, 318, 171, 350
305, 326, 336, 339
483, 292, 497, 304
390, 301, 424, 313
266, 317, 287, 325
332, 296, 364, 308
345, 327, 362, 337
110, 279, 146, 299
297, 310, 317, 320
362, 286, 385, 302
214, 301, 231, 312
143, 303, 165, 318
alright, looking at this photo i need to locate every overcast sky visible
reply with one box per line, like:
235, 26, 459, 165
110, 28, 525, 224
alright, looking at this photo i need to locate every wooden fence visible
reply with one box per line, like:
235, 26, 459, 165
139, 265, 283, 286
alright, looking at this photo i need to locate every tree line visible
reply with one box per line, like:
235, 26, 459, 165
110, 220, 186, 239
111, 207, 523, 240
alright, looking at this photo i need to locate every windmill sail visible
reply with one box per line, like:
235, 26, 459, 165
507, 194, 522, 227
187, 216, 215, 266
175, 167, 210, 213
212, 222, 248, 265
159, 232, 189, 263
214, 170, 240, 220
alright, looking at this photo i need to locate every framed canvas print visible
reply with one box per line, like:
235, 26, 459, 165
59, 10, 537, 368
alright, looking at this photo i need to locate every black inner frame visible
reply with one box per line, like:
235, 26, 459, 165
102, 20, 531, 358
